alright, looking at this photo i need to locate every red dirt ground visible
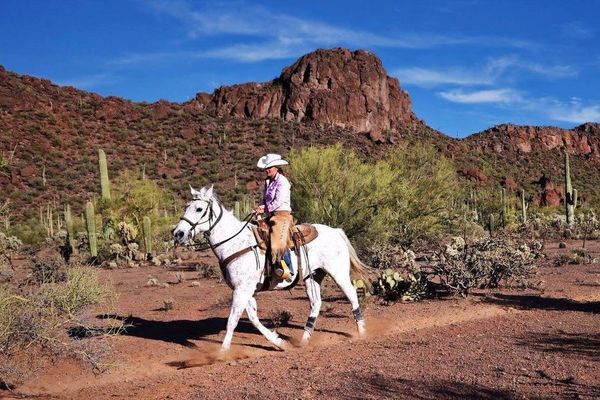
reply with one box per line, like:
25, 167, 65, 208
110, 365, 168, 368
2, 240, 599, 400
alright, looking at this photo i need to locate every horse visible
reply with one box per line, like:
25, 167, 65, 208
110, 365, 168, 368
172, 185, 371, 353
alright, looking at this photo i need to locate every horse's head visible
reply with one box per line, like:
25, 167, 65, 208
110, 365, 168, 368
172, 184, 216, 245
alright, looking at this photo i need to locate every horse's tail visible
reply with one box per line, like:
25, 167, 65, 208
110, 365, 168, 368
337, 229, 374, 290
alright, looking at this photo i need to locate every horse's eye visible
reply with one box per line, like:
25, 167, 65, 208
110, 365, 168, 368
196, 207, 203, 213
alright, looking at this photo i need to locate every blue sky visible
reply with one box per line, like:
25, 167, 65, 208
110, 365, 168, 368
1, 0, 598, 137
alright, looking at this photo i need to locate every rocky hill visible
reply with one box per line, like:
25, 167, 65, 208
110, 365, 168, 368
193, 48, 419, 142
1, 48, 599, 225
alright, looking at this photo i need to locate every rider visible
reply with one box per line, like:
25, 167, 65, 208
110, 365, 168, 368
254, 153, 294, 279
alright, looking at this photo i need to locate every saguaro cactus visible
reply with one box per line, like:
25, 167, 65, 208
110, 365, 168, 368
521, 189, 528, 224
85, 201, 97, 258
143, 216, 152, 257
500, 187, 507, 228
98, 149, 111, 201
65, 204, 74, 249
564, 151, 576, 226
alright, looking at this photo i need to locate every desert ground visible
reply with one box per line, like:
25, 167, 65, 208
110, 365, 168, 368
2, 240, 599, 400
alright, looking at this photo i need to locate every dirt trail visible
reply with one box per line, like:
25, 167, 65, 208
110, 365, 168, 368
3, 242, 600, 399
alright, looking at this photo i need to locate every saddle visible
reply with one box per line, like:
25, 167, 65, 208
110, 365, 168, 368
252, 220, 319, 254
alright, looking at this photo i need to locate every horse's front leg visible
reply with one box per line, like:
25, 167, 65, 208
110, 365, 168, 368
246, 296, 287, 350
221, 287, 254, 353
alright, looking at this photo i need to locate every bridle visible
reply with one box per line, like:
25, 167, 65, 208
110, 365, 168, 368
178, 198, 254, 250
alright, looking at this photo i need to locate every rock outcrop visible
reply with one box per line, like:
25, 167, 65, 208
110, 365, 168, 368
193, 48, 418, 137
466, 123, 600, 163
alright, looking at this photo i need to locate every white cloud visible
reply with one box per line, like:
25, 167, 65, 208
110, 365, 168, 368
438, 88, 522, 104
439, 87, 600, 124
130, 0, 536, 65
393, 55, 577, 88
561, 22, 593, 40
58, 73, 118, 89
545, 99, 600, 123
394, 67, 493, 87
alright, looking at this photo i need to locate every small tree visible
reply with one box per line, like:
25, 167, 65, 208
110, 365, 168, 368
289, 144, 396, 248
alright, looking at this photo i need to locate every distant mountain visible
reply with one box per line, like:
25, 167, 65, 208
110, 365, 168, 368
1, 48, 599, 223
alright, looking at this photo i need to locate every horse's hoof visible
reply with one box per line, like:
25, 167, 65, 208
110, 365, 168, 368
274, 337, 288, 351
217, 348, 230, 360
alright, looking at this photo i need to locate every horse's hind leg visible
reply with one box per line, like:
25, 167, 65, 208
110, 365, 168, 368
330, 269, 366, 339
301, 270, 326, 346
245, 296, 287, 350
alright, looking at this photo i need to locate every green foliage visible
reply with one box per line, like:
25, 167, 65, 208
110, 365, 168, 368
289, 144, 460, 247
385, 145, 460, 244
289, 144, 395, 247
109, 170, 174, 229
370, 267, 430, 302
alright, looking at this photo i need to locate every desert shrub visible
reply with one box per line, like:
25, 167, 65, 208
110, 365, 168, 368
0, 233, 21, 283
289, 144, 396, 247
385, 146, 461, 244
429, 236, 544, 296
42, 266, 116, 318
289, 144, 459, 247
1, 263, 118, 388
554, 249, 595, 266
364, 240, 416, 271
369, 267, 431, 302
105, 169, 176, 238
26, 256, 68, 285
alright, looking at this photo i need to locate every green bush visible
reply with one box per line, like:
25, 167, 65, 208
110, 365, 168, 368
288, 144, 460, 247
289, 144, 396, 247
385, 145, 461, 244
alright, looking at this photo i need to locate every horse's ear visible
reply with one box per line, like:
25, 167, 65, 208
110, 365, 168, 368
204, 184, 214, 199
190, 185, 201, 199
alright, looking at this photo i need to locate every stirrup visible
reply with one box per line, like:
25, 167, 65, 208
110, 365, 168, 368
274, 260, 290, 280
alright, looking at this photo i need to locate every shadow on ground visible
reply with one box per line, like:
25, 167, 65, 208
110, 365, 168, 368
88, 314, 350, 347
517, 331, 600, 359
334, 375, 518, 400
479, 294, 600, 314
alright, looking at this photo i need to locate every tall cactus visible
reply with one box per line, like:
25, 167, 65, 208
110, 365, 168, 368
143, 216, 152, 258
521, 189, 528, 224
98, 149, 111, 201
564, 151, 575, 226
500, 187, 507, 228
65, 204, 74, 249
85, 201, 97, 258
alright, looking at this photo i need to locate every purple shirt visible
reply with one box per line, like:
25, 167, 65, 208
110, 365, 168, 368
262, 173, 291, 213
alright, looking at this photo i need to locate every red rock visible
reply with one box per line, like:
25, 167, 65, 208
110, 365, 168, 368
462, 168, 487, 183
502, 177, 518, 191
198, 48, 418, 138
20, 165, 36, 177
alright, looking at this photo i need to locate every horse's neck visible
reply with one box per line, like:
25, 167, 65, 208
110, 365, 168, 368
206, 204, 253, 259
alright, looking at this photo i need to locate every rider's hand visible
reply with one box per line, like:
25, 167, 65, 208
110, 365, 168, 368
254, 205, 265, 214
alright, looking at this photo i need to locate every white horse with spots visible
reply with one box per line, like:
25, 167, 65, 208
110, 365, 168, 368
172, 185, 370, 353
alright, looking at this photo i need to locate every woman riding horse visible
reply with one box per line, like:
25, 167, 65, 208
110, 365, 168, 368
254, 153, 294, 279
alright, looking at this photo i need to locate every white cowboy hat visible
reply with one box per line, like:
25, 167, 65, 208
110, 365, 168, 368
256, 153, 289, 169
